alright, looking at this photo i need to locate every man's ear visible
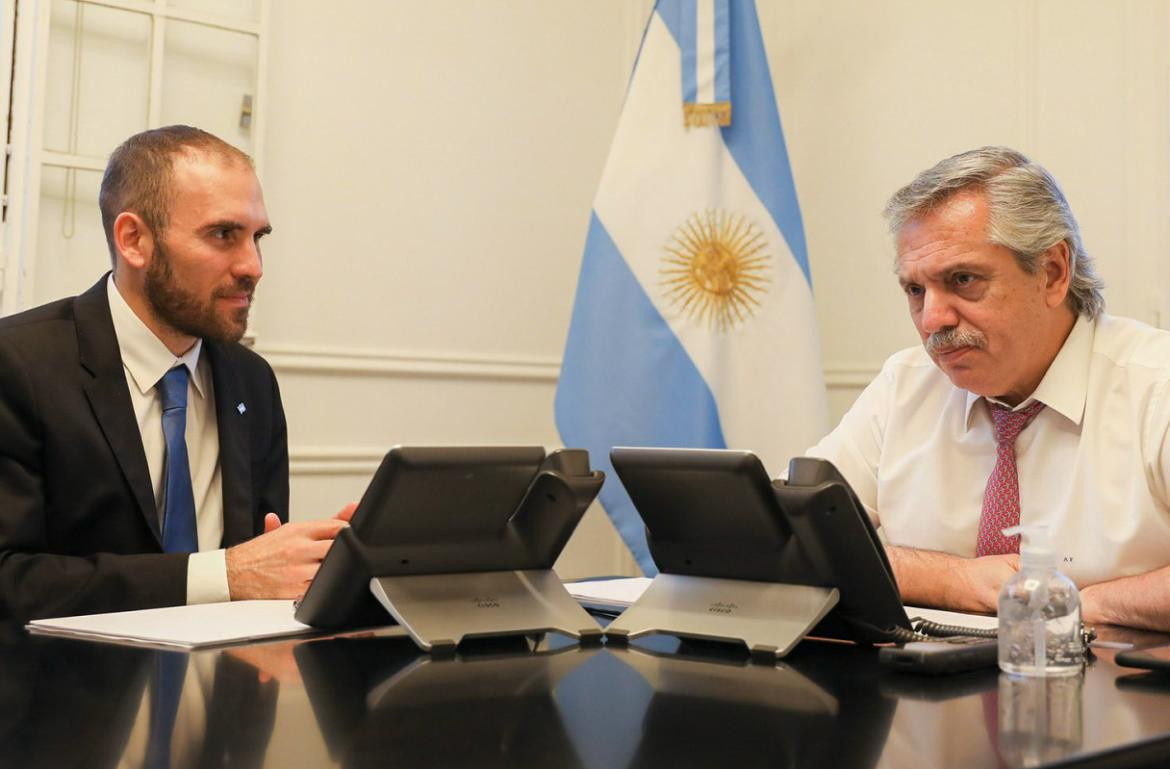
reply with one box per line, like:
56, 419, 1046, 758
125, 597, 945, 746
1042, 240, 1072, 309
112, 212, 154, 270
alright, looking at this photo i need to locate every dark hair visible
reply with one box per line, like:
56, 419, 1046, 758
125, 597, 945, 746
99, 125, 253, 265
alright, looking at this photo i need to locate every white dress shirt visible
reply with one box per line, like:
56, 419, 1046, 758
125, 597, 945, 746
107, 276, 230, 603
806, 313, 1170, 586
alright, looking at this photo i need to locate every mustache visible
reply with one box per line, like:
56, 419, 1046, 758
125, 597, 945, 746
214, 277, 256, 300
924, 326, 987, 356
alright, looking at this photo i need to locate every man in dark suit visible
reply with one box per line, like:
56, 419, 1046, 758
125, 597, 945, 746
0, 126, 349, 621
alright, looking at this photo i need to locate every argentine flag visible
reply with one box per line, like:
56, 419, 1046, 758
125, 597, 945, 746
555, 0, 828, 574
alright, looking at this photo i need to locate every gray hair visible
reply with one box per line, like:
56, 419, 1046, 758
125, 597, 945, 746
883, 146, 1104, 319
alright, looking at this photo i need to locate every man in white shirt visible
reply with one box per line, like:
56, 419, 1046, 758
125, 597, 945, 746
808, 146, 1170, 630
0, 125, 350, 620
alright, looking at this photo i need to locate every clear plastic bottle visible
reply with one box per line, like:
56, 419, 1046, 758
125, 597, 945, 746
997, 525, 1083, 676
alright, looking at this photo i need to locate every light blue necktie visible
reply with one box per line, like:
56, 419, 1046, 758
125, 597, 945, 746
158, 366, 198, 553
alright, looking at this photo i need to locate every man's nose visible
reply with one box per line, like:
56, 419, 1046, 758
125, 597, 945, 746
233, 238, 263, 282
919, 289, 958, 334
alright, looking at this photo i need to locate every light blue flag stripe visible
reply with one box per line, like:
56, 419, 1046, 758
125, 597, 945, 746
659, 0, 811, 285
713, 0, 730, 103
679, 0, 698, 103
555, 213, 726, 573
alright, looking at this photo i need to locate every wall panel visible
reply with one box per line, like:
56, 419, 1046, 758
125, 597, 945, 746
260, 0, 1170, 580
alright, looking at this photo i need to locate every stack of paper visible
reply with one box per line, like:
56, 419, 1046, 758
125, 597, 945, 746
567, 577, 652, 608
27, 600, 316, 649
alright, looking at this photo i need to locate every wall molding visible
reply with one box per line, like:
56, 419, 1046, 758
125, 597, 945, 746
290, 447, 384, 476
258, 344, 561, 382
823, 365, 878, 389
262, 343, 880, 390
286, 363, 880, 478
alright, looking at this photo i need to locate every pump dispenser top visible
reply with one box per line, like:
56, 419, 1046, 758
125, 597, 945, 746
1002, 525, 1055, 570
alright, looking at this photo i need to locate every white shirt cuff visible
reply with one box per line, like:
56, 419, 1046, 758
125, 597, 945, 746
186, 549, 231, 604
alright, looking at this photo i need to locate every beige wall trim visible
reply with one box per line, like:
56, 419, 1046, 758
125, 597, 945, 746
262, 344, 880, 390
289, 446, 384, 476
286, 361, 881, 478
258, 344, 561, 382
823, 365, 880, 389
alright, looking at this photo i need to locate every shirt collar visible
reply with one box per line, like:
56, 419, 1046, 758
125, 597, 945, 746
106, 274, 205, 398
962, 313, 1094, 430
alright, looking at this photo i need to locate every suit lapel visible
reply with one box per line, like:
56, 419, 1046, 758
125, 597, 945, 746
207, 342, 253, 546
75, 276, 162, 545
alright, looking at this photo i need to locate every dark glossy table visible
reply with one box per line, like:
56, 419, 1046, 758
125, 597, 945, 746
5, 620, 1170, 768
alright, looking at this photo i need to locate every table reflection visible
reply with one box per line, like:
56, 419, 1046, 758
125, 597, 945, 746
0, 625, 278, 769
5, 623, 1170, 769
292, 633, 899, 769
998, 672, 1084, 767
611, 644, 841, 768
872, 634, 1170, 769
295, 635, 588, 768
0, 626, 151, 767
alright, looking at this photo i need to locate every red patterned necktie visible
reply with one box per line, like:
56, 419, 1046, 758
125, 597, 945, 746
976, 400, 1045, 556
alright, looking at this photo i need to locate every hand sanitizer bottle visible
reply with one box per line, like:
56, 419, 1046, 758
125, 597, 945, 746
998, 525, 1083, 676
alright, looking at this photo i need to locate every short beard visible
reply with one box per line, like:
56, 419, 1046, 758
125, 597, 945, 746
924, 326, 987, 356
144, 240, 254, 344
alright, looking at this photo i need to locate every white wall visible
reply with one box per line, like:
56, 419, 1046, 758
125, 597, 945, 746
259, 0, 653, 577
13, 0, 1157, 579
765, 0, 1170, 419
255, 0, 1169, 579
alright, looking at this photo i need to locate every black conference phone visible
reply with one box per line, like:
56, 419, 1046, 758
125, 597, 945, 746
610, 448, 915, 645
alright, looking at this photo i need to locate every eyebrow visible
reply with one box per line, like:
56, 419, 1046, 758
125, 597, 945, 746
204, 220, 273, 237
898, 259, 988, 286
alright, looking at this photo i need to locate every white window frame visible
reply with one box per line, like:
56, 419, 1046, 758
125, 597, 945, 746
0, 0, 270, 316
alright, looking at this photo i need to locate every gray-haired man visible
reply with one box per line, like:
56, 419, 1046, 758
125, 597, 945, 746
809, 146, 1170, 630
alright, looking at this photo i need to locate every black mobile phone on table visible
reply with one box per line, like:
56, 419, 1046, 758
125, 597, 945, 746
878, 636, 999, 675
1116, 645, 1170, 673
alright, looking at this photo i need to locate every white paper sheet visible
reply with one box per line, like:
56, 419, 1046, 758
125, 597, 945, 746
27, 600, 316, 649
567, 577, 652, 608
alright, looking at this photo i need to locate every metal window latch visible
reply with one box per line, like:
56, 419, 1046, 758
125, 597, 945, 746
240, 94, 253, 129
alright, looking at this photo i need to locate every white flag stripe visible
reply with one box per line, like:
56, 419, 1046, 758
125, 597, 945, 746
594, 15, 826, 472
696, 0, 717, 104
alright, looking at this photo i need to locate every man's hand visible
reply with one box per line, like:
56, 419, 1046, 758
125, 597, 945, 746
952, 553, 1019, 613
891, 549, 1170, 630
225, 505, 355, 601
887, 545, 1019, 613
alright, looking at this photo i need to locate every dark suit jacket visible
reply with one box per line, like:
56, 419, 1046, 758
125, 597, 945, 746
0, 276, 289, 621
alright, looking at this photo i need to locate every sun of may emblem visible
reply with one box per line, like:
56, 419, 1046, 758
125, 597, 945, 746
661, 209, 771, 332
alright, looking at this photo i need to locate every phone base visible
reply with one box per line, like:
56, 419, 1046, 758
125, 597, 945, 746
370, 569, 603, 652
604, 573, 840, 658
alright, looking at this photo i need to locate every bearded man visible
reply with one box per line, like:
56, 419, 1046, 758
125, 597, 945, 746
0, 126, 349, 621
808, 146, 1170, 631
